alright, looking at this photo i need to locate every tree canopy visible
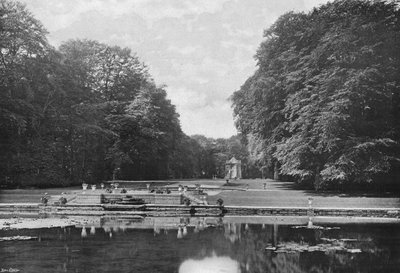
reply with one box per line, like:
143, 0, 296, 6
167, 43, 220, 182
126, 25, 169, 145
0, 0, 256, 188
232, 0, 400, 191
0, 1, 183, 186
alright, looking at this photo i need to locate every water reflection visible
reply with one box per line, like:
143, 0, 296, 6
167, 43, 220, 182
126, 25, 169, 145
1, 216, 399, 273
179, 255, 240, 273
90, 226, 96, 235
177, 226, 183, 239
80, 227, 87, 238
225, 222, 241, 243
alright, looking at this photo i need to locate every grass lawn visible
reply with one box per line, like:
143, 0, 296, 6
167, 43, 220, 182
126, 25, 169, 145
1, 179, 399, 209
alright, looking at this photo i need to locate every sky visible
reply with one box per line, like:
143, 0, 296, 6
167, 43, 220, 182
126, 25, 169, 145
20, 0, 329, 138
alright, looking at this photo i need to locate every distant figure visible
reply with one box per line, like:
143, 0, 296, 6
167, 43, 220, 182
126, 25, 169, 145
112, 167, 120, 180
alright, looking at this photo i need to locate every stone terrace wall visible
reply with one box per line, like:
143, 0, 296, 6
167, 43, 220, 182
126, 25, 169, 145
154, 194, 182, 205
74, 192, 182, 205
75, 193, 102, 204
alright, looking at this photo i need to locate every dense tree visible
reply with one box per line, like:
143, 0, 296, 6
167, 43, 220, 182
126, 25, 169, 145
232, 0, 400, 191
57, 39, 153, 182
0, 0, 69, 186
59, 39, 149, 103
48, 38, 186, 182
107, 85, 182, 180
168, 135, 204, 179
189, 134, 260, 179
0, 0, 188, 187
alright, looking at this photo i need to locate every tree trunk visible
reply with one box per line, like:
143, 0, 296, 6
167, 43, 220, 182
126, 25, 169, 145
273, 162, 280, 180
314, 166, 321, 191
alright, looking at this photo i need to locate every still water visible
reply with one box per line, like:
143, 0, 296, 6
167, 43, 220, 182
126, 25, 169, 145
1, 217, 399, 273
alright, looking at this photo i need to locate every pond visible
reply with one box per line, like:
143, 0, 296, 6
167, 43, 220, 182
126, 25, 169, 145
1, 216, 399, 273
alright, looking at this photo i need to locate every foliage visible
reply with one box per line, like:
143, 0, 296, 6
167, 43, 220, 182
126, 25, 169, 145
0, 0, 189, 187
188, 134, 260, 178
0, 0, 66, 187
232, 0, 400, 191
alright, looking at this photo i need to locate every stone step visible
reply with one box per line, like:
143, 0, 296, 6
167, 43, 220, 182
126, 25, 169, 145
182, 192, 207, 205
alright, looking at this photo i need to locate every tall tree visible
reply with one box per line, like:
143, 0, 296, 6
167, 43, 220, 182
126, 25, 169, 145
0, 0, 67, 186
232, 0, 400, 191
107, 85, 182, 180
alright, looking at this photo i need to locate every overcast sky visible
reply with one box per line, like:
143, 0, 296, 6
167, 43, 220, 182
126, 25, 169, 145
21, 0, 329, 138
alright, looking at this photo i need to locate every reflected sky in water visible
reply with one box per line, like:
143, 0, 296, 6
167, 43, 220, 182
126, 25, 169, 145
179, 255, 240, 273
1, 216, 400, 273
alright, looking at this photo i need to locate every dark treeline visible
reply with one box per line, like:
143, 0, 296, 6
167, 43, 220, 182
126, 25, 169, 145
0, 0, 258, 188
188, 135, 260, 179
232, 0, 400, 192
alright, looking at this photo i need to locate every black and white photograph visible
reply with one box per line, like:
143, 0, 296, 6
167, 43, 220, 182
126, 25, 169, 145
1, 0, 399, 272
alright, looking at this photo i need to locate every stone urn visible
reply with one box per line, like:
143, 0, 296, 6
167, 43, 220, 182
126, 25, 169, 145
308, 197, 313, 207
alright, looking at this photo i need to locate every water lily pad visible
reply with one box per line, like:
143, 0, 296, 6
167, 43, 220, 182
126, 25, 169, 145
265, 241, 363, 254
0, 236, 38, 242
292, 225, 340, 230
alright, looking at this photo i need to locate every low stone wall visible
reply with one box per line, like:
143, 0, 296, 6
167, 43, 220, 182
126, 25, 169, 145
39, 204, 400, 218
75, 193, 102, 204
1, 202, 398, 219
41, 204, 105, 216
223, 206, 400, 218
101, 193, 155, 204
154, 194, 182, 205
313, 207, 400, 218
226, 206, 308, 216
0, 203, 40, 216
76, 192, 182, 205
